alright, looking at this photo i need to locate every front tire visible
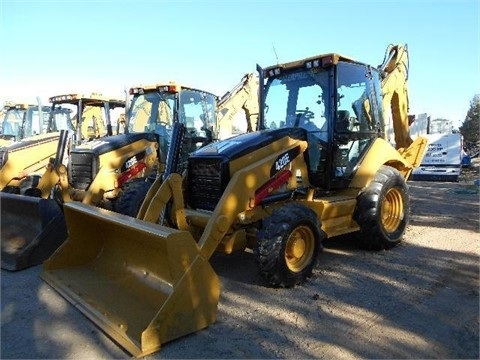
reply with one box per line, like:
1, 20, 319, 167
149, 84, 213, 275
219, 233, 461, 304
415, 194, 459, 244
353, 165, 409, 250
115, 178, 152, 217
254, 203, 323, 288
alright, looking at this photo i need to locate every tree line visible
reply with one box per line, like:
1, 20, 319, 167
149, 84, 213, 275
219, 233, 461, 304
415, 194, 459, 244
459, 94, 480, 152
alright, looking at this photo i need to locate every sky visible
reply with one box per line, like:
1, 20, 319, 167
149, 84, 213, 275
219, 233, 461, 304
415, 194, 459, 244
0, 0, 478, 129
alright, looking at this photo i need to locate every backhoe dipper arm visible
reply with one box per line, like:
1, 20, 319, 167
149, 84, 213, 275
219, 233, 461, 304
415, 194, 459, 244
216, 73, 259, 138
379, 44, 413, 150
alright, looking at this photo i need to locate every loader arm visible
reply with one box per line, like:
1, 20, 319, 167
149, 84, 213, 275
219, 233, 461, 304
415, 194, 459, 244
35, 129, 71, 199
142, 134, 308, 259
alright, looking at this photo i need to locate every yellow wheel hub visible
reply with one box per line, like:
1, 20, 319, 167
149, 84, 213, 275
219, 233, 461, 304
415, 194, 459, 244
381, 187, 404, 233
285, 225, 315, 272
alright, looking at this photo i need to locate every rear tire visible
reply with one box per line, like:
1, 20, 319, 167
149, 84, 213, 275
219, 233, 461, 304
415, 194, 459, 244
254, 203, 323, 288
23, 188, 42, 197
353, 165, 409, 250
2, 186, 20, 194
115, 178, 152, 217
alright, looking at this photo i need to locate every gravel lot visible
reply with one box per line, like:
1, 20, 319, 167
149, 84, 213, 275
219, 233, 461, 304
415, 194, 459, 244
1, 160, 479, 359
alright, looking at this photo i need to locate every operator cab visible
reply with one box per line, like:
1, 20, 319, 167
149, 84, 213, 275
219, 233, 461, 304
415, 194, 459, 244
48, 94, 125, 144
260, 54, 385, 190
0, 104, 63, 142
1, 105, 27, 141
127, 83, 217, 167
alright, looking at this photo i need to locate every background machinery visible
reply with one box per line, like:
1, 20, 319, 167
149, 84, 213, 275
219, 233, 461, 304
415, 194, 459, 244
0, 101, 71, 189
111, 81, 219, 217
0, 94, 120, 194
0, 101, 47, 145
0, 93, 126, 271
42, 44, 426, 357
215, 72, 259, 138
114, 74, 259, 216
1, 76, 259, 271
1, 77, 255, 271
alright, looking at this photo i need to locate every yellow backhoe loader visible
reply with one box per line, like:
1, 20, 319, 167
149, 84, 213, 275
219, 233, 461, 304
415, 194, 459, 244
35, 92, 129, 205
0, 94, 116, 194
216, 72, 259, 138
1, 84, 222, 271
0, 101, 39, 143
1, 77, 256, 271
0, 101, 61, 190
0, 101, 44, 146
113, 81, 219, 207
0, 93, 125, 271
114, 75, 259, 216
42, 45, 426, 357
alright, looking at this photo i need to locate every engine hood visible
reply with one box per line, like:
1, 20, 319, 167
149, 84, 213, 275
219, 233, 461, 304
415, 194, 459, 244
3, 132, 61, 153
71, 132, 157, 157
193, 127, 306, 161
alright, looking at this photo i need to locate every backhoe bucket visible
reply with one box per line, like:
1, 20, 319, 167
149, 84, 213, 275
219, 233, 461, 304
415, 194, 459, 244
1, 193, 67, 271
41, 202, 220, 357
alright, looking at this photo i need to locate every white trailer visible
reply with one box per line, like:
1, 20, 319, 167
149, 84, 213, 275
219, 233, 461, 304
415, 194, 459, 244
411, 132, 463, 182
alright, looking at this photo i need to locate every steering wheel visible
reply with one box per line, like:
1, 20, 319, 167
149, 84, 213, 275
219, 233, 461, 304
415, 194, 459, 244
294, 108, 315, 126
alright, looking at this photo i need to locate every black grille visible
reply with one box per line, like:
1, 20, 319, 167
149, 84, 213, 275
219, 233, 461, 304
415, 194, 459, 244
68, 152, 98, 190
187, 157, 228, 211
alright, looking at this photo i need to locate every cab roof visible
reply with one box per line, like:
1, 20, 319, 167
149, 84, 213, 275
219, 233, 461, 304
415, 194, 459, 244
49, 93, 125, 108
129, 82, 216, 97
2, 101, 34, 110
263, 52, 363, 74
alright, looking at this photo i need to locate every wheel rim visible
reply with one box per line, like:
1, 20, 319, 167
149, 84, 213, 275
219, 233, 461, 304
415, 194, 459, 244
285, 225, 315, 272
381, 187, 404, 233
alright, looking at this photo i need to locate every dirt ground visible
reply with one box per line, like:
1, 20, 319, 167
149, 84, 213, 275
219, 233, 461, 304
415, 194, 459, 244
1, 161, 479, 359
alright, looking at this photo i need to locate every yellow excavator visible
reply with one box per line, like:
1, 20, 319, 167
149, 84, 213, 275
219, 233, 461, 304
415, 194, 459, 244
42, 45, 425, 357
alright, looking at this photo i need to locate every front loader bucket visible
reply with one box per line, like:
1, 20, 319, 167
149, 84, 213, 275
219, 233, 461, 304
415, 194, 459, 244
1, 193, 67, 271
41, 202, 220, 357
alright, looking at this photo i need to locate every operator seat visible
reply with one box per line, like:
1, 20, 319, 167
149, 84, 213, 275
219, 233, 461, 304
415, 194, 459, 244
335, 110, 350, 132
335, 110, 351, 145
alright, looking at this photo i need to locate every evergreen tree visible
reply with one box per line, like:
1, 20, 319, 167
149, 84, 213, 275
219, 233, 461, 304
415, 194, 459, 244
459, 95, 480, 149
